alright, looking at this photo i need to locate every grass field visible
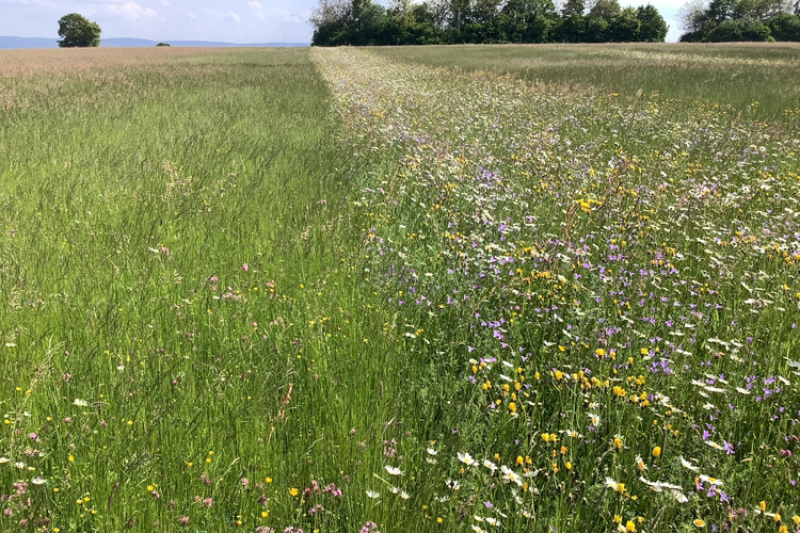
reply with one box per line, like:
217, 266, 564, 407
0, 44, 799, 533
373, 43, 800, 121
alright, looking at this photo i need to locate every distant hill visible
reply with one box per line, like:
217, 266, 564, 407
0, 36, 308, 50
0, 36, 58, 49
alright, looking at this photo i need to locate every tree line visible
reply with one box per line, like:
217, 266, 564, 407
311, 0, 669, 46
679, 0, 800, 41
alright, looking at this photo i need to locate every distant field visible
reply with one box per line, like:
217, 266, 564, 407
372, 43, 800, 120
1, 45, 800, 533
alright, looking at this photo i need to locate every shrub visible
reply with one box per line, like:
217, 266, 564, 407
705, 17, 772, 41
767, 13, 800, 40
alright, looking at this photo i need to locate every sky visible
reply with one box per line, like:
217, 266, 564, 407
0, 0, 687, 43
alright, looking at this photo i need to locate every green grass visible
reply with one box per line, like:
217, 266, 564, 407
371, 43, 800, 121
0, 47, 418, 532
1, 43, 800, 533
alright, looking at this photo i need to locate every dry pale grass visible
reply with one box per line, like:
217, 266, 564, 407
0, 47, 252, 112
0, 47, 231, 77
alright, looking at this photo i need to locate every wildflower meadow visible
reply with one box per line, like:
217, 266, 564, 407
0, 44, 799, 533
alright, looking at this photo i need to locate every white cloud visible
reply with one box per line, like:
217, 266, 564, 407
187, 12, 196, 19
107, 2, 158, 20
225, 11, 241, 23
247, 1, 262, 8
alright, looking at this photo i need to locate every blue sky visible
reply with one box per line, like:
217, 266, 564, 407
0, 0, 686, 43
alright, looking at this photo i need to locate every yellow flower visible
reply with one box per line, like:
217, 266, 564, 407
626, 520, 636, 532
652, 446, 661, 458
693, 519, 706, 528
261, 511, 269, 518
614, 515, 623, 524
793, 516, 800, 526
774, 513, 781, 523
147, 485, 154, 492
613, 437, 623, 449
265, 477, 273, 483
289, 488, 299, 497
508, 402, 517, 413
759, 501, 767, 512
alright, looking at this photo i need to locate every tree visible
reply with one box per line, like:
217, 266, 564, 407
561, 0, 586, 16
677, 0, 797, 40
57, 13, 101, 48
678, 0, 711, 35
310, 0, 669, 45
608, 6, 641, 40
767, 12, 800, 39
706, 16, 772, 39
589, 0, 622, 19
502, 0, 559, 42
637, 4, 669, 41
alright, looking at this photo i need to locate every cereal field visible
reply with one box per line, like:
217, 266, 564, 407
0, 44, 799, 533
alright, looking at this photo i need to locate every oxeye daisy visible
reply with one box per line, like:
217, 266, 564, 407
384, 465, 403, 476
458, 452, 475, 466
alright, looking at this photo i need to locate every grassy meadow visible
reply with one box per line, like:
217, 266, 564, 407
373, 43, 800, 121
0, 43, 799, 533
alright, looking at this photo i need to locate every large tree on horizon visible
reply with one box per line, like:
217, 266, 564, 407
57, 13, 101, 48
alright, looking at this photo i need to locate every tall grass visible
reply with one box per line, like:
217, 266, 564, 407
0, 47, 414, 532
312, 46, 800, 533
1, 43, 800, 533
372, 43, 800, 121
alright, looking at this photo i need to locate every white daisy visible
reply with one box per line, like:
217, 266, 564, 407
384, 465, 403, 476
680, 457, 699, 471
671, 490, 689, 503
500, 465, 523, 486
458, 452, 475, 466
699, 474, 723, 486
